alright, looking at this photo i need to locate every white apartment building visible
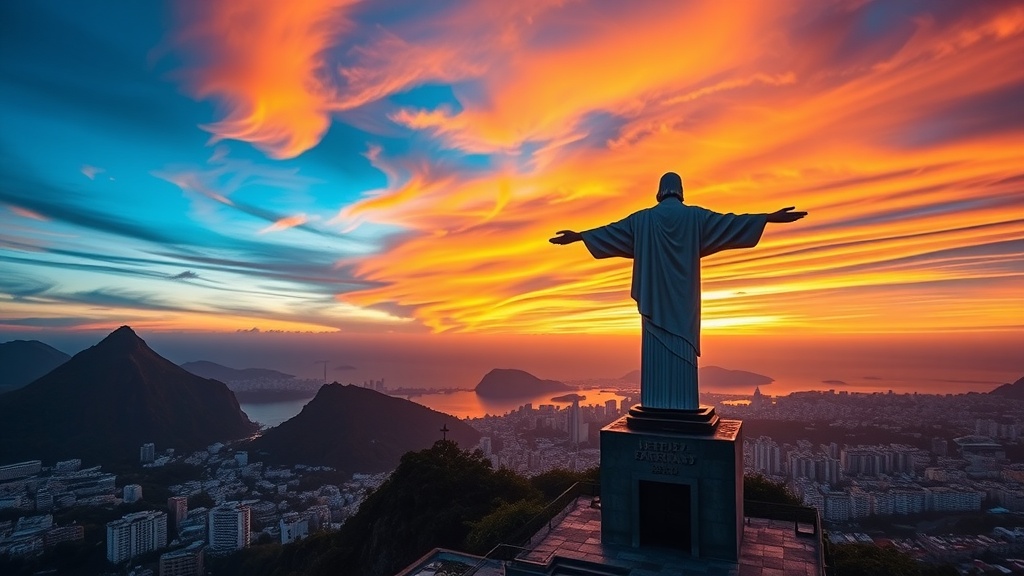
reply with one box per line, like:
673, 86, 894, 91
752, 437, 781, 476
0, 460, 42, 481
208, 502, 251, 552
280, 513, 308, 544
927, 486, 983, 513
106, 510, 167, 564
123, 484, 143, 504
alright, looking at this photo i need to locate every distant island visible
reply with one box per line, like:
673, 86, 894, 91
180, 360, 295, 382
621, 365, 773, 394
551, 393, 586, 402
180, 360, 324, 401
474, 368, 572, 398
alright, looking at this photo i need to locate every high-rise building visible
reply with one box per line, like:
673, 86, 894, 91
304, 504, 332, 531
787, 451, 839, 485
176, 507, 209, 543
35, 489, 54, 512
568, 399, 583, 445
478, 437, 492, 458
605, 399, 618, 417
208, 502, 251, 552
140, 443, 156, 464
44, 525, 84, 548
0, 460, 42, 481
123, 484, 143, 504
167, 497, 188, 532
927, 486, 983, 513
752, 436, 781, 476
106, 510, 168, 564
578, 422, 590, 444
892, 488, 927, 515
159, 542, 204, 576
849, 487, 871, 518
53, 459, 81, 473
821, 488, 851, 522
279, 513, 308, 544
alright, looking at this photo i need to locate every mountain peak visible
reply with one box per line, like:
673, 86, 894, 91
0, 326, 256, 464
990, 376, 1024, 399
99, 325, 141, 344
91, 325, 152, 357
0, 340, 70, 392
247, 383, 479, 473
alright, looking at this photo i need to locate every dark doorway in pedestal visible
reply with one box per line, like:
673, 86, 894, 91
638, 480, 691, 552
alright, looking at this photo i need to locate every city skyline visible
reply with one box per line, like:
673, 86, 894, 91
1, 1, 1022, 387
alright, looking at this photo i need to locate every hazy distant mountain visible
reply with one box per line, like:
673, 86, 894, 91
621, 366, 773, 392
180, 360, 294, 382
473, 368, 572, 398
0, 340, 70, 393
247, 384, 479, 473
989, 376, 1024, 400
0, 326, 256, 465
621, 370, 641, 384
700, 366, 774, 391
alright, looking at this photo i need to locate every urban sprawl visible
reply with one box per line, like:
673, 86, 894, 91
1, 384, 1022, 574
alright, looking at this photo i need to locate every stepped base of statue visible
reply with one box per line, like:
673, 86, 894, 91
600, 411, 743, 561
626, 404, 720, 434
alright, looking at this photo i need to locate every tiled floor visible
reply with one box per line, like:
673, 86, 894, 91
516, 499, 822, 576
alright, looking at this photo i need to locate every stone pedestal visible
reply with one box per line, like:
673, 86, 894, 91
600, 413, 743, 561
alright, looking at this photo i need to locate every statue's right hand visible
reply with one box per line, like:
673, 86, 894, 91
549, 230, 582, 245
767, 207, 808, 223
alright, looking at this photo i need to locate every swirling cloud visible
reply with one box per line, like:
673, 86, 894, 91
165, 0, 358, 159
4, 0, 1021, 340
329, 1, 1024, 334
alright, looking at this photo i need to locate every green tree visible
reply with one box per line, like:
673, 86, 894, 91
335, 440, 539, 575
463, 499, 545, 554
919, 564, 959, 576
828, 543, 920, 576
743, 473, 802, 505
529, 468, 588, 501
187, 490, 214, 509
216, 440, 544, 576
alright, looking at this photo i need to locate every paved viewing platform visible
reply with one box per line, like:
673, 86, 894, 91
510, 498, 823, 576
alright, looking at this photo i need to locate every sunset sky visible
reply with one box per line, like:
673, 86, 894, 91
0, 1, 1021, 388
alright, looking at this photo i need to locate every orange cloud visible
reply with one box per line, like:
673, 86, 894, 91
167, 0, 357, 159
261, 214, 309, 234
334, 2, 1024, 335
167, 1, 1024, 337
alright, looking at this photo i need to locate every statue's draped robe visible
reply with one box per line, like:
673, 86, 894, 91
581, 200, 767, 410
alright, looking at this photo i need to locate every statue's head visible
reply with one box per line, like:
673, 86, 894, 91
656, 172, 683, 202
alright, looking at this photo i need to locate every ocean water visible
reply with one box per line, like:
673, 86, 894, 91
240, 387, 630, 426
238, 371, 1015, 427
240, 397, 315, 427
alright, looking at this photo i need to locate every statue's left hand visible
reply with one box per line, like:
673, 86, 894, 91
549, 230, 582, 244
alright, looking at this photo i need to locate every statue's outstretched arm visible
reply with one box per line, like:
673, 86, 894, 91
549, 230, 583, 245
766, 207, 808, 223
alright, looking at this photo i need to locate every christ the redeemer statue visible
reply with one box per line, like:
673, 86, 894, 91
550, 172, 806, 412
